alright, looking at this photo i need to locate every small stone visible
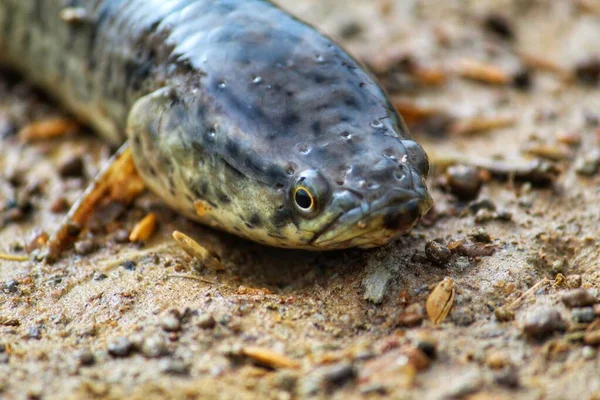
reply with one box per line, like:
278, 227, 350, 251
445, 165, 482, 201
582, 346, 596, 360
425, 241, 452, 265
0, 353, 9, 364
522, 308, 566, 339
451, 307, 475, 326
395, 310, 424, 327
78, 349, 95, 366
483, 14, 514, 40
141, 336, 169, 358
107, 336, 134, 358
313, 362, 356, 392
494, 367, 520, 388
469, 199, 497, 213
114, 229, 130, 243
74, 240, 95, 255
575, 58, 600, 86
122, 260, 136, 271
469, 227, 492, 243
512, 68, 532, 90
485, 351, 509, 369
58, 155, 85, 178
50, 196, 69, 213
197, 314, 217, 329
160, 313, 181, 332
159, 358, 189, 375
572, 307, 595, 323
28, 326, 41, 340
566, 275, 582, 289
3, 279, 19, 294
494, 307, 515, 322
274, 371, 299, 393
414, 336, 437, 360
562, 289, 599, 308
584, 330, 600, 346
93, 272, 108, 281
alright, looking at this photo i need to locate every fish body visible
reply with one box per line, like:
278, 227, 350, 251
0, 0, 432, 249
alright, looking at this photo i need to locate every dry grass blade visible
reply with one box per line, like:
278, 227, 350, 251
0, 253, 29, 262
18, 118, 79, 142
172, 230, 224, 271
451, 115, 515, 136
241, 346, 301, 369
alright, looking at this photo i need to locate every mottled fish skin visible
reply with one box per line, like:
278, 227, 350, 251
0, 0, 433, 249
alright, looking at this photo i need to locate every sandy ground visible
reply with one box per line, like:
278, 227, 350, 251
1, 0, 600, 399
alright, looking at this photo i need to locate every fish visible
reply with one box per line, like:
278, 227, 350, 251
0, 0, 433, 250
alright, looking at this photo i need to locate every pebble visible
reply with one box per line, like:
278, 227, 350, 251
28, 326, 41, 340
58, 155, 85, 178
122, 260, 136, 271
494, 367, 520, 388
74, 240, 95, 255
582, 346, 596, 360
49, 196, 69, 213
160, 313, 182, 332
572, 307, 595, 323
575, 59, 600, 86
93, 272, 108, 281
483, 14, 514, 40
0, 353, 9, 364
141, 336, 169, 358
445, 165, 482, 201
395, 310, 424, 327
114, 229, 131, 243
78, 349, 96, 366
107, 337, 134, 358
469, 227, 492, 243
3, 279, 19, 294
512, 68, 532, 91
197, 314, 217, 329
425, 241, 452, 265
159, 358, 190, 375
584, 330, 600, 346
522, 308, 566, 339
274, 371, 299, 393
469, 199, 497, 213
301, 362, 356, 395
485, 351, 509, 369
575, 150, 600, 176
561, 289, 599, 308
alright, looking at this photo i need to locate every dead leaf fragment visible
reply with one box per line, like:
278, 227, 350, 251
426, 277, 455, 325
241, 346, 300, 369
129, 212, 157, 242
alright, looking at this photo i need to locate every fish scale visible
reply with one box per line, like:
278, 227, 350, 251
0, 0, 433, 250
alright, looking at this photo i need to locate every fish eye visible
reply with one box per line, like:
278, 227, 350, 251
294, 187, 314, 210
290, 170, 330, 218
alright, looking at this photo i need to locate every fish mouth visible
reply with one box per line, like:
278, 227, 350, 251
310, 189, 433, 249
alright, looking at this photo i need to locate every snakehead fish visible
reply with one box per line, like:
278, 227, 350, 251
0, 0, 433, 250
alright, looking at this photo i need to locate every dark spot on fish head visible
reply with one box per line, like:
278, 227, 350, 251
401, 139, 430, 178
272, 205, 291, 227
249, 213, 263, 227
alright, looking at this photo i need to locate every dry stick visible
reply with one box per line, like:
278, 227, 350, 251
507, 278, 551, 311
167, 274, 215, 284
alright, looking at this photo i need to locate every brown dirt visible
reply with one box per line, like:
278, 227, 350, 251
1, 1, 600, 399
